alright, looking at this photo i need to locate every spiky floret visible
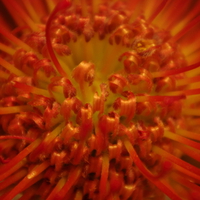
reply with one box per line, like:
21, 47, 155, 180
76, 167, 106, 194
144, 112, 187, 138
0, 0, 200, 200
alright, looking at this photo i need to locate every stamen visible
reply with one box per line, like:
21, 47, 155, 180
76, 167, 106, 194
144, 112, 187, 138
173, 174, 200, 194
176, 75, 200, 86
0, 158, 27, 182
123, 138, 182, 200
17, 185, 38, 200
175, 144, 200, 162
148, 0, 169, 23
4, 0, 38, 31
45, 0, 71, 77
71, 142, 85, 165
176, 129, 200, 141
0, 57, 25, 76
182, 2, 200, 26
43, 121, 65, 144
123, 138, 170, 179
4, 161, 49, 200
27, 162, 49, 179
21, 174, 44, 193
114, 93, 136, 123
11, 25, 30, 35
30, 0, 47, 19
37, 181, 54, 200
175, 165, 200, 182
55, 167, 81, 200
164, 131, 200, 150
99, 153, 109, 199
170, 15, 200, 42
0, 135, 34, 142
0, 26, 31, 51
0, 105, 32, 115
0, 168, 27, 191
46, 177, 66, 200
0, 139, 41, 180
153, 146, 200, 178
22, 0, 40, 23
0, 42, 15, 55
13, 82, 51, 97
152, 62, 200, 78
163, 0, 188, 31
72, 61, 95, 101
136, 95, 185, 102
29, 122, 65, 161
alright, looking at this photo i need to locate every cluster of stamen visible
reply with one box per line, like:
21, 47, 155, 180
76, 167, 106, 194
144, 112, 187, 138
0, 1, 200, 200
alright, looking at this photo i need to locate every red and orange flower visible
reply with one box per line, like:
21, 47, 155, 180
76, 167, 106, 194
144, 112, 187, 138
0, 0, 200, 199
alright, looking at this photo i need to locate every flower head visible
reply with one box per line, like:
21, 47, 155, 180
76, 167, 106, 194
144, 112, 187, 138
0, 0, 200, 199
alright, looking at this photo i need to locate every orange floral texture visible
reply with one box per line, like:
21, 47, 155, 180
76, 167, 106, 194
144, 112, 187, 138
0, 0, 200, 200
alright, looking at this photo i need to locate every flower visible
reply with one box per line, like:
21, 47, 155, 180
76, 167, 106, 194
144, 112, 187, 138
0, 0, 200, 199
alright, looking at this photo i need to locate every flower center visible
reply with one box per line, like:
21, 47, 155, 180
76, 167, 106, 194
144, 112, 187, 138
17, 1, 187, 122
